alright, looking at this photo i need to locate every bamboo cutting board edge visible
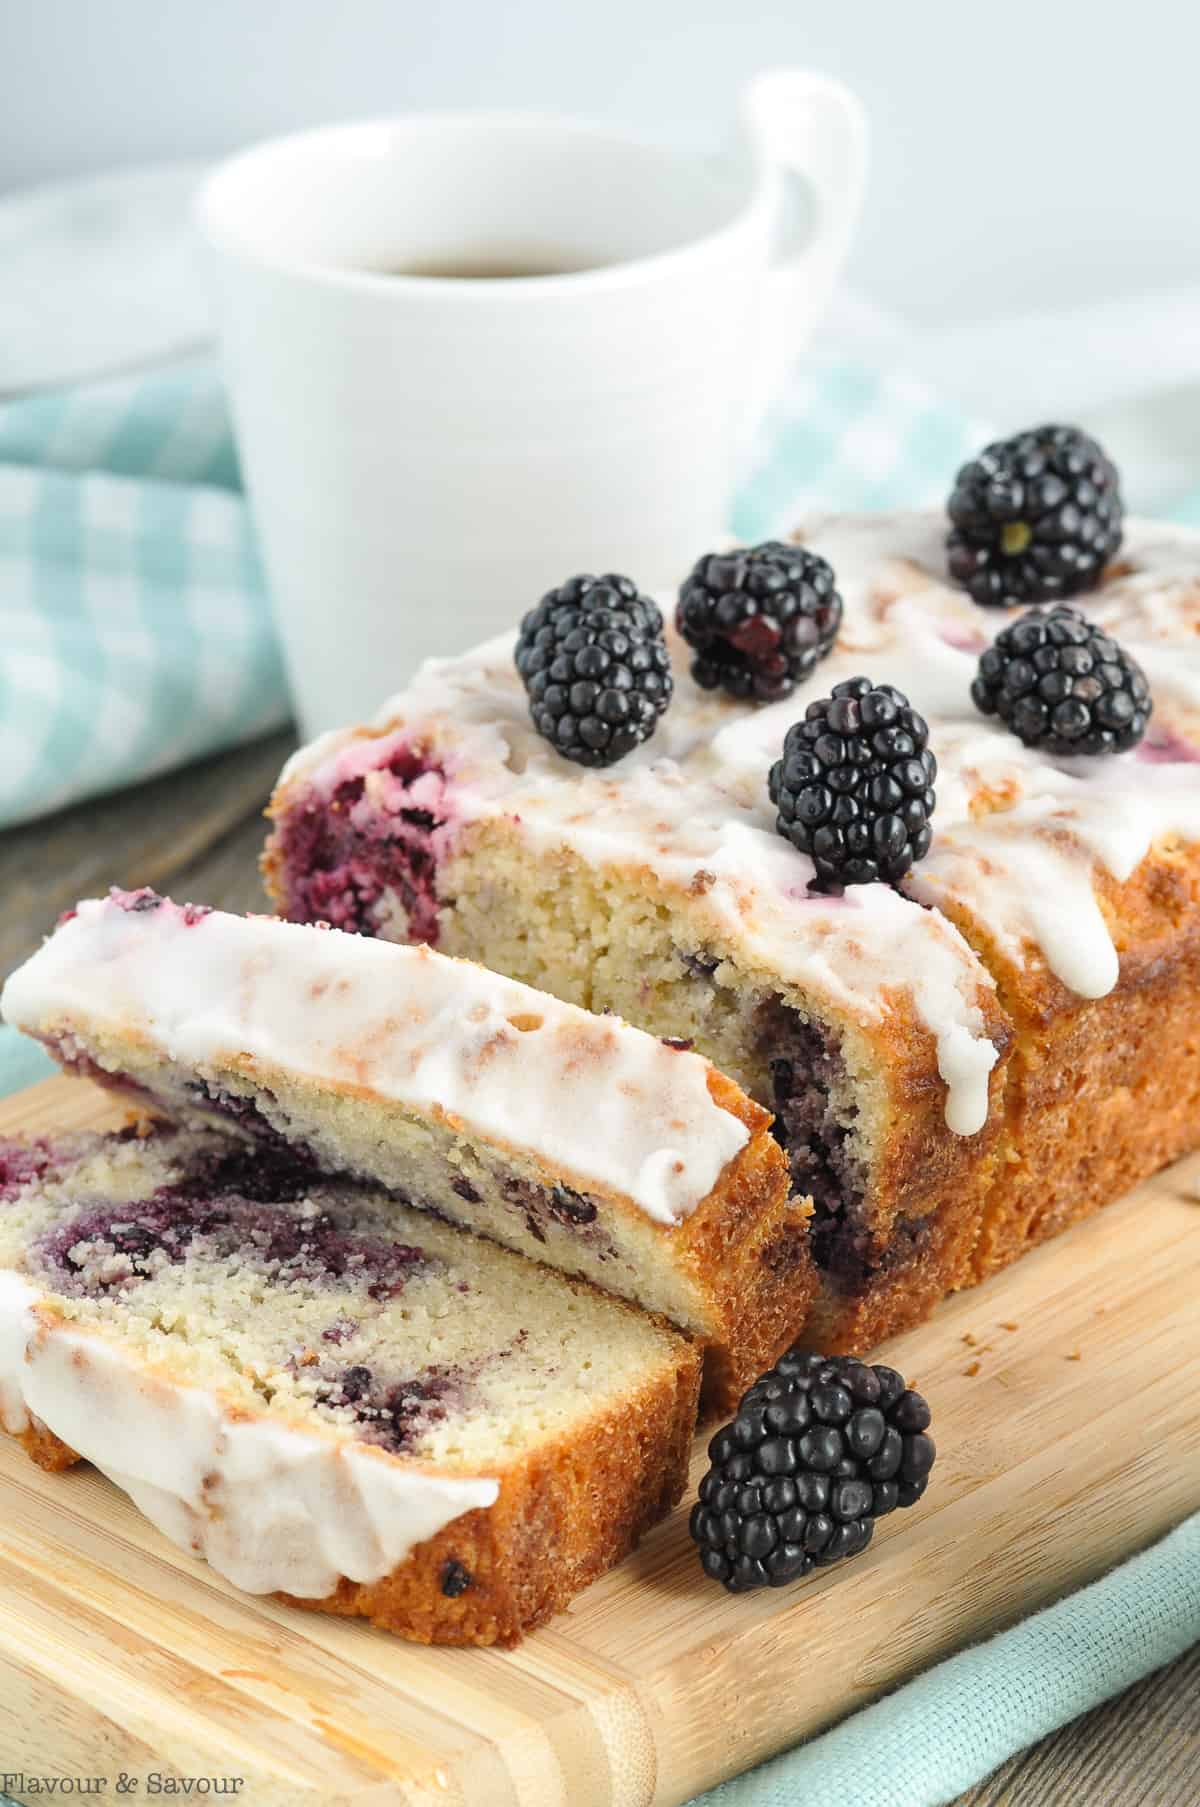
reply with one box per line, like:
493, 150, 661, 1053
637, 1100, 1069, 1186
0, 1075, 1197, 1807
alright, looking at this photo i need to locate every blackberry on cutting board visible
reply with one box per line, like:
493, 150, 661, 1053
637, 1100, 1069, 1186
515, 574, 673, 767
768, 677, 937, 893
946, 424, 1123, 608
676, 542, 842, 703
972, 605, 1152, 756
689, 1348, 935, 1593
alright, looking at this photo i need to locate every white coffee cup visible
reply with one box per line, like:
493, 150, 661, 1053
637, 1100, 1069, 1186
198, 71, 867, 736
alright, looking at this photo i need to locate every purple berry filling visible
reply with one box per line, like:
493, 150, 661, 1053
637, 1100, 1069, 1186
758, 1005, 883, 1294
763, 1010, 935, 1294
275, 745, 452, 943
109, 886, 163, 913
34, 1180, 428, 1301
677, 953, 903, 1294
184, 1079, 319, 1168
441, 1559, 472, 1597
1138, 725, 1200, 764
104, 887, 211, 924
500, 1174, 615, 1257
184, 1138, 319, 1204
314, 1360, 463, 1454
43, 1039, 159, 1108
839, 1209, 937, 1293
321, 1315, 360, 1344
0, 1136, 64, 1203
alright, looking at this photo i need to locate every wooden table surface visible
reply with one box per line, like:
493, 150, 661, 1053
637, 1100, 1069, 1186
2, 732, 1196, 1807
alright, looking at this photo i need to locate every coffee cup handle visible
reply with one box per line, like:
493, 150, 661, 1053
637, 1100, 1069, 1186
737, 69, 869, 458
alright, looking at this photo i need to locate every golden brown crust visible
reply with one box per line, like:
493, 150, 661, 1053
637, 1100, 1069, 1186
293, 1340, 698, 1645
676, 965, 1011, 1366
857, 983, 1011, 1267
12, 1416, 80, 1472
928, 838, 1200, 1280
3, 1339, 700, 1647
797, 1039, 1010, 1355
665, 1070, 815, 1413
695, 1190, 815, 1415
803, 1193, 995, 1354
259, 816, 286, 909
813, 843, 1200, 1332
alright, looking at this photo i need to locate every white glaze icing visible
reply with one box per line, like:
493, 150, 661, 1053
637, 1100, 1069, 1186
0, 1271, 35, 1437
0, 1268, 498, 1597
275, 512, 1200, 1135
1, 898, 749, 1226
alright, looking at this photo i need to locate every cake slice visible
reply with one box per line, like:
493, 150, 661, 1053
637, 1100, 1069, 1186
1, 892, 807, 1411
262, 511, 1200, 1346
0, 1123, 699, 1645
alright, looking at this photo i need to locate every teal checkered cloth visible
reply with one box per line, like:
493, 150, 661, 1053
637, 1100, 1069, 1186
734, 362, 993, 541
1, 357, 1196, 1807
0, 360, 285, 831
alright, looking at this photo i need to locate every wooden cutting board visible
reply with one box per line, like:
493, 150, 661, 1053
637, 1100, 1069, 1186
0, 1076, 1197, 1807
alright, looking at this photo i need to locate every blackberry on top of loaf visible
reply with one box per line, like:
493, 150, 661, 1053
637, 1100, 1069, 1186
263, 513, 1200, 1348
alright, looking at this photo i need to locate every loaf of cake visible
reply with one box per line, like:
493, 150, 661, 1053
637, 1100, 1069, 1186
262, 511, 1200, 1346
2, 891, 807, 1411
0, 1123, 699, 1644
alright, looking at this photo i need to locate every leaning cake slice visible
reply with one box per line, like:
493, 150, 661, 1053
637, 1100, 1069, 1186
0, 1124, 699, 1645
1, 891, 807, 1411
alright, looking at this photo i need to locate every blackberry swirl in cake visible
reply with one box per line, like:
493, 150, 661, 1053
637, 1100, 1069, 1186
262, 512, 1200, 1347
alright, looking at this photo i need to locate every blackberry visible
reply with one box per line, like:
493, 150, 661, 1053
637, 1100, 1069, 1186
689, 1348, 935, 1593
972, 605, 1152, 757
440, 1559, 472, 1598
768, 677, 936, 893
514, 574, 673, 767
946, 424, 1123, 608
676, 542, 842, 703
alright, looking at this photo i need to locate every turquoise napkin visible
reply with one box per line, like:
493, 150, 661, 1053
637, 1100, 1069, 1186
0, 1030, 54, 1096
0, 360, 286, 832
1, 356, 1196, 1807
733, 360, 992, 542
693, 1514, 1200, 1807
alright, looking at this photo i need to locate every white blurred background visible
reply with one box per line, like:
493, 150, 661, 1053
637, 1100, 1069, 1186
4, 0, 1200, 495
2, 0, 1194, 323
